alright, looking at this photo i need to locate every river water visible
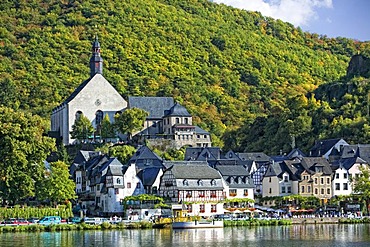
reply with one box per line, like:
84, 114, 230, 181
1, 224, 370, 247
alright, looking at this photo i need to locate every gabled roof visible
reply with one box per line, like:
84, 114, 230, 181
165, 161, 221, 179
340, 144, 370, 164
137, 167, 162, 186
98, 158, 122, 173
164, 102, 191, 117
106, 164, 124, 176
127, 146, 163, 169
340, 157, 368, 170
128, 96, 174, 119
185, 147, 223, 161
309, 138, 347, 157
300, 157, 332, 175
236, 152, 271, 163
215, 164, 249, 176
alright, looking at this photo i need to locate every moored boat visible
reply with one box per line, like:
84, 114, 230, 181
172, 219, 224, 229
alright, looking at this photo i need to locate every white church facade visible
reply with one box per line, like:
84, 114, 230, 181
50, 37, 211, 148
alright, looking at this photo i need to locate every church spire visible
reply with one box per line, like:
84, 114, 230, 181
89, 35, 103, 77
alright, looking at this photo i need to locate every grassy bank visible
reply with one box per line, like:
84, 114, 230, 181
0, 221, 154, 233
223, 219, 292, 227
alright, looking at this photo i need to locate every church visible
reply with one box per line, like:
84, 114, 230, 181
50, 37, 212, 149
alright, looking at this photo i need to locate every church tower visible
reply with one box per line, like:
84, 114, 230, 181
89, 35, 103, 77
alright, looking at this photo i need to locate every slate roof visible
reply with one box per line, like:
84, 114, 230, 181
185, 147, 223, 161
300, 157, 332, 175
340, 144, 370, 163
236, 152, 271, 163
106, 164, 124, 176
137, 167, 161, 186
309, 138, 347, 157
128, 96, 174, 119
194, 126, 210, 135
215, 164, 249, 176
127, 146, 163, 169
165, 161, 221, 179
164, 102, 191, 117
340, 157, 368, 170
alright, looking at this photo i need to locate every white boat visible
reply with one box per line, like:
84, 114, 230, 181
172, 220, 224, 229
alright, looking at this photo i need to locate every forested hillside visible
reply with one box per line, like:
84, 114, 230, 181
1, 0, 370, 154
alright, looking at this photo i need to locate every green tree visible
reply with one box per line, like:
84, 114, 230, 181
70, 114, 94, 143
101, 114, 115, 141
114, 108, 148, 141
0, 106, 55, 205
36, 161, 76, 206
95, 144, 136, 164
353, 165, 370, 215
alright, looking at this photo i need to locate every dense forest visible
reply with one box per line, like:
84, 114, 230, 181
1, 0, 370, 155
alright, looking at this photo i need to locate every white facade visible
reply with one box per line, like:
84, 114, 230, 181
51, 74, 127, 145
332, 167, 351, 196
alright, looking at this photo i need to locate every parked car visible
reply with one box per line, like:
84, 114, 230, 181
83, 217, 104, 225
69, 217, 82, 224
28, 217, 40, 223
38, 216, 62, 225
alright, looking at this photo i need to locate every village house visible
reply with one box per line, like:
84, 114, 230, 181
159, 161, 225, 217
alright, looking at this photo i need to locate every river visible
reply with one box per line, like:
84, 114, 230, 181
1, 224, 370, 246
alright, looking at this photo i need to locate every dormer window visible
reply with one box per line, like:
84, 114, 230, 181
117, 178, 121, 184
211, 179, 216, 186
198, 179, 203, 186
183, 179, 189, 186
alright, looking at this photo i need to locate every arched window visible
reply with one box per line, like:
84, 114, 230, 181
183, 179, 188, 186
116, 178, 121, 184
198, 179, 203, 186
95, 110, 103, 126
75, 111, 83, 120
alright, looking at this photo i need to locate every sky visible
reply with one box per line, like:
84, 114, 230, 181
212, 0, 370, 41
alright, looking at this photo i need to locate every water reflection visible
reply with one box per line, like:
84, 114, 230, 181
1, 224, 370, 247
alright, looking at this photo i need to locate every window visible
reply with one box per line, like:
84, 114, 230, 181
152, 186, 158, 194
184, 118, 188, 124
321, 178, 324, 185
97, 184, 100, 191
136, 182, 141, 189
75, 111, 82, 120
96, 197, 100, 204
301, 186, 305, 193
229, 189, 237, 197
315, 178, 318, 184
307, 186, 311, 193
211, 204, 217, 213
116, 178, 121, 184
282, 186, 286, 193
321, 188, 324, 195
315, 188, 318, 194
114, 188, 119, 195
127, 182, 131, 189
187, 204, 193, 213
327, 178, 330, 184
211, 179, 216, 186
183, 179, 189, 186
244, 189, 249, 196
343, 183, 348, 190
210, 191, 217, 198
335, 183, 340, 190
176, 118, 180, 124
186, 191, 192, 198
287, 186, 291, 193
198, 180, 203, 186
269, 188, 272, 194
327, 188, 330, 195
344, 173, 348, 179
95, 110, 103, 127
198, 191, 205, 197
200, 204, 205, 213
335, 173, 339, 179
283, 175, 289, 182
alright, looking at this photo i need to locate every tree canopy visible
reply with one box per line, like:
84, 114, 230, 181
70, 113, 94, 143
1, 0, 370, 154
0, 106, 55, 205
114, 108, 148, 141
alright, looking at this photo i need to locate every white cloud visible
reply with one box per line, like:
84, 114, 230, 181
212, 0, 332, 27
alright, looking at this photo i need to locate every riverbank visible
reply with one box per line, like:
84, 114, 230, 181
1, 217, 369, 233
